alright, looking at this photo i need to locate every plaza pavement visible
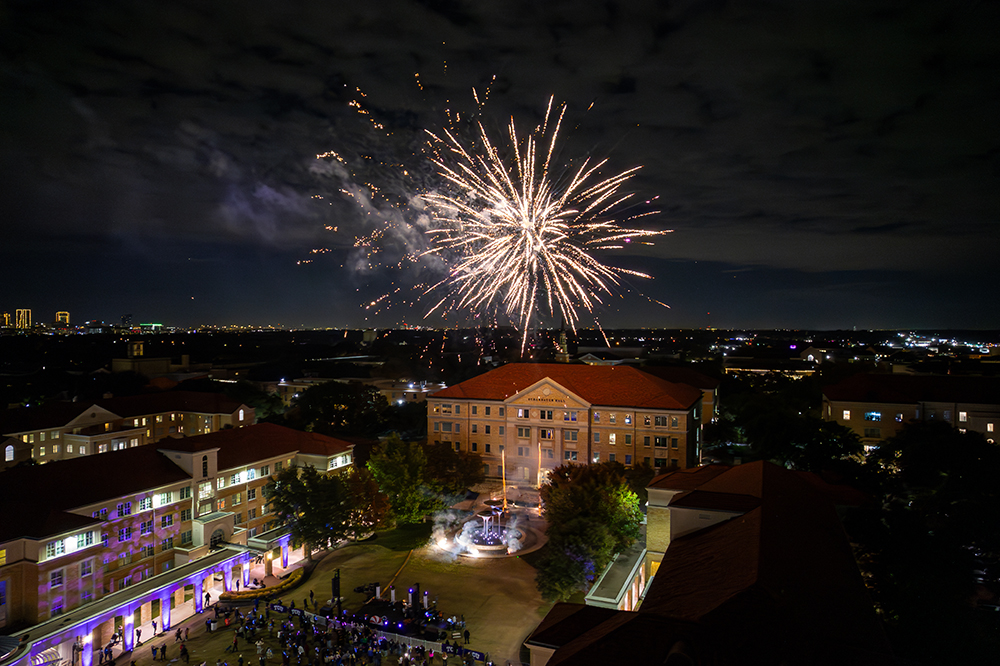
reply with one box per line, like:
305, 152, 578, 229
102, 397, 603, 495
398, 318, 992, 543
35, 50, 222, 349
115, 509, 553, 666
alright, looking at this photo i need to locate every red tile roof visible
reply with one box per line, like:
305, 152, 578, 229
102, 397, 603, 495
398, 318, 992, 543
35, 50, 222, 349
159, 423, 353, 471
430, 363, 703, 410
648, 464, 731, 491
823, 372, 1000, 405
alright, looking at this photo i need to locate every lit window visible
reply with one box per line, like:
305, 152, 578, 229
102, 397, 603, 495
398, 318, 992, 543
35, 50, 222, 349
45, 541, 65, 559
67, 444, 73, 453
609, 414, 616, 424
593, 412, 601, 423
624, 414, 632, 425
895, 413, 903, 423
864, 412, 881, 422
540, 429, 553, 440
39, 446, 45, 457
988, 423, 994, 433
563, 411, 577, 422
842, 410, 851, 420
959, 411, 967, 423
239, 409, 245, 421
592, 453, 600, 463
80, 560, 92, 577
609, 433, 617, 445
79, 444, 87, 455
4, 445, 12, 462
564, 451, 578, 461
50, 570, 64, 588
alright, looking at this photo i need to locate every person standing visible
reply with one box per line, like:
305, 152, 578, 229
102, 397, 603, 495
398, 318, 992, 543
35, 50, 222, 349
152, 621, 157, 635
135, 629, 142, 647
463, 630, 470, 645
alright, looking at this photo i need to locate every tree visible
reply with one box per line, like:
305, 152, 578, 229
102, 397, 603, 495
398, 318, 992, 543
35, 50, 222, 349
424, 441, 485, 496
536, 462, 643, 601
291, 381, 388, 436
367, 435, 445, 523
343, 467, 391, 539
264, 464, 350, 559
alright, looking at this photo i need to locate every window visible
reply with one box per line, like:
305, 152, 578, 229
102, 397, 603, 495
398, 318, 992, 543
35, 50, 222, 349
138, 497, 152, 511
441, 422, 452, 433
140, 545, 154, 560
540, 429, 553, 440
161, 537, 173, 552
593, 412, 601, 423
247, 468, 256, 481
181, 509, 192, 522
80, 560, 92, 577
181, 531, 193, 545
218, 498, 227, 510
248, 488, 257, 501
472, 424, 478, 434
593, 433, 600, 443
455, 423, 461, 433
485, 406, 491, 416
485, 444, 491, 453
895, 413, 904, 423
592, 452, 600, 463
161, 515, 174, 528
433, 422, 440, 432
76, 531, 94, 549
959, 411, 968, 423
101, 533, 109, 547
644, 457, 651, 465
654, 437, 668, 448
52, 444, 60, 454
118, 527, 133, 542
51, 601, 64, 617
517, 427, 530, 439
217, 478, 226, 490
275, 461, 283, 472
671, 438, 679, 449
455, 405, 461, 415
261, 465, 270, 476
644, 416, 651, 427
609, 453, 616, 462
563, 430, 578, 442
39, 446, 45, 457
46, 541, 65, 559
53, 430, 60, 439
79, 444, 87, 455
842, 410, 851, 421
644, 436, 650, 447
988, 423, 995, 432
471, 443, 478, 452
180, 486, 192, 500
3, 445, 12, 462
864, 412, 881, 422
609, 413, 616, 424
517, 408, 529, 419
864, 427, 881, 438
654, 416, 668, 427
625, 455, 632, 465
81, 589, 93, 604
235, 513, 243, 524
472, 406, 478, 415
159, 491, 172, 505
98, 444, 108, 453
249, 508, 257, 520
67, 444, 73, 453
441, 404, 452, 414
564, 411, 577, 422
625, 434, 632, 445
624, 414, 632, 425
540, 410, 553, 420
564, 451, 578, 461
156, 415, 163, 423
498, 426, 505, 436
230, 473, 239, 485
232, 492, 243, 506
485, 425, 491, 435
116, 502, 131, 517
944, 410, 952, 422
202, 455, 208, 478
140, 520, 153, 535
518, 447, 526, 457
239, 409, 245, 421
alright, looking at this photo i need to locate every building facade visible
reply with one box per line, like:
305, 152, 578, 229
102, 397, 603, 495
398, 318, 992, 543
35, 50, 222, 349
1, 392, 254, 470
427, 364, 704, 483
0, 423, 354, 631
822, 373, 1000, 447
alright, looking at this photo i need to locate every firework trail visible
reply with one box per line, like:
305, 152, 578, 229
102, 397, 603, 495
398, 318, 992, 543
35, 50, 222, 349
421, 96, 667, 348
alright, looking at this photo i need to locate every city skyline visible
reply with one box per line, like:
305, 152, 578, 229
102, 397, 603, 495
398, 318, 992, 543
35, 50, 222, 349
2, 1, 998, 331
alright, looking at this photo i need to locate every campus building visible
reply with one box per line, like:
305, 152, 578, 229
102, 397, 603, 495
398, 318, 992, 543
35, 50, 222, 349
0, 423, 354, 636
1, 392, 254, 470
822, 373, 1000, 446
526, 461, 891, 665
427, 364, 705, 483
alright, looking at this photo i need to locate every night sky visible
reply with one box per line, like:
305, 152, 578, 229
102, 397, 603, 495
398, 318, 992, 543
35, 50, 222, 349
2, 1, 998, 330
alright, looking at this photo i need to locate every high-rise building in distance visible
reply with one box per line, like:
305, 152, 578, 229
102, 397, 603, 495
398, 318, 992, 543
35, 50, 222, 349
15, 308, 31, 329
1, 312, 10, 327
56, 311, 70, 324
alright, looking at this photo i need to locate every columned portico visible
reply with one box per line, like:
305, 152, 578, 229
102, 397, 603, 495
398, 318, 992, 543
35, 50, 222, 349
2, 548, 250, 666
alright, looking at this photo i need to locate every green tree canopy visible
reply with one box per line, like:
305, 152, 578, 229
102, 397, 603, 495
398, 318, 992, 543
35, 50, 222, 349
264, 464, 349, 559
424, 441, 486, 496
343, 466, 391, 539
536, 462, 643, 601
290, 380, 388, 436
366, 435, 445, 523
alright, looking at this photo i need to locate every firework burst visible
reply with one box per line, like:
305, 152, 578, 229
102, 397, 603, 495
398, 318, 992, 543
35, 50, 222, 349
421, 96, 667, 346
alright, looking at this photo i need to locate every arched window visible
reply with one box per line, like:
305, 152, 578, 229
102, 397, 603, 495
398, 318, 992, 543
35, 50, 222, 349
4, 444, 13, 462
210, 529, 225, 548
202, 455, 208, 478
239, 409, 245, 422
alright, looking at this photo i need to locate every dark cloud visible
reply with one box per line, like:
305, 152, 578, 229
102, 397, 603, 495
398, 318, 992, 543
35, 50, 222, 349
1, 0, 997, 328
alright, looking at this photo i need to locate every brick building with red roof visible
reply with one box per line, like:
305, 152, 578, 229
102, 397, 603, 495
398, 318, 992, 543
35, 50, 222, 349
0, 423, 353, 631
427, 364, 705, 483
1, 392, 254, 470
526, 461, 892, 665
